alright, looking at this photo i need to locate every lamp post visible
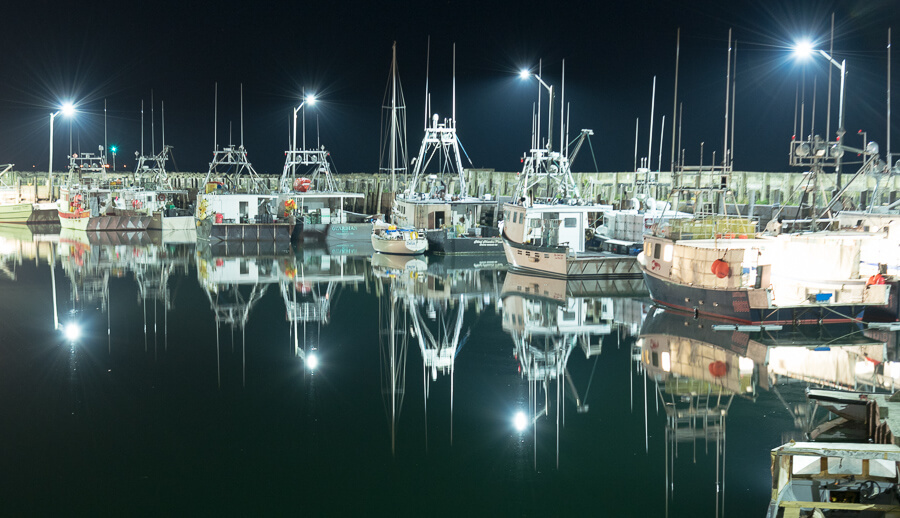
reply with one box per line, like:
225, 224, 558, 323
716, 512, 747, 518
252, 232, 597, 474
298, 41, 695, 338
793, 41, 847, 186
519, 69, 555, 152
292, 93, 317, 154
110, 146, 117, 171
49, 102, 76, 174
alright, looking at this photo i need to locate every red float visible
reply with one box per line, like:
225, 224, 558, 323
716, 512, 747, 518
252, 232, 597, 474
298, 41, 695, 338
293, 177, 312, 192
710, 259, 730, 279
709, 361, 727, 377
867, 273, 886, 286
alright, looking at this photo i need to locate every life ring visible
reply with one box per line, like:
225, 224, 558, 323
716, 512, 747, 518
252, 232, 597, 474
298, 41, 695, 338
157, 193, 166, 202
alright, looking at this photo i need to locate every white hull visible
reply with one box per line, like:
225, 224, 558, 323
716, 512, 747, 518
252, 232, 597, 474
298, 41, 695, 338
58, 210, 91, 230
371, 229, 427, 255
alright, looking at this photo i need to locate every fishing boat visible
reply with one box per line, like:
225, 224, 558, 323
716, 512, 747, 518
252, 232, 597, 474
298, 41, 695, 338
280, 93, 368, 244
195, 144, 297, 243
106, 145, 194, 232
56, 151, 151, 231
390, 44, 503, 255
640, 217, 899, 325
371, 223, 427, 255
767, 441, 900, 517
0, 164, 58, 224
499, 65, 642, 278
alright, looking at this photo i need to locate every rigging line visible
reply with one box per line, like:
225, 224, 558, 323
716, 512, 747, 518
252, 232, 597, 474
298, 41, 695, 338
586, 135, 600, 173
456, 135, 474, 167
583, 355, 600, 404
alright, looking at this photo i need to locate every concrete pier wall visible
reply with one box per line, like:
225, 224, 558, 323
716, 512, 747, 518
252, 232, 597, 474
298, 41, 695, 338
8, 168, 900, 216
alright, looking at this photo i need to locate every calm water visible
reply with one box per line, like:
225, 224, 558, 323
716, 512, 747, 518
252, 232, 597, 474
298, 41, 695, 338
0, 228, 885, 516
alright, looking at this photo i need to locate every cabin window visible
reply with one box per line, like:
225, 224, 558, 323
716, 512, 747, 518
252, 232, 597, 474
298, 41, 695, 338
239, 201, 248, 215
654, 243, 661, 260
664, 244, 673, 262
564, 217, 576, 228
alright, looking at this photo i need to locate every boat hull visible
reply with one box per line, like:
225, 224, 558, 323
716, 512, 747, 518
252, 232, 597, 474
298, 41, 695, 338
642, 268, 895, 324
371, 233, 427, 255
296, 222, 374, 243
0, 203, 58, 224
196, 217, 296, 243
501, 232, 640, 279
425, 229, 504, 254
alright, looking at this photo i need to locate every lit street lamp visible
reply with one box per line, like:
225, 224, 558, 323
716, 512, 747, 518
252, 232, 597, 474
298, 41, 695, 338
48, 102, 76, 176
793, 40, 847, 186
519, 68, 555, 152
110, 145, 117, 171
292, 93, 317, 154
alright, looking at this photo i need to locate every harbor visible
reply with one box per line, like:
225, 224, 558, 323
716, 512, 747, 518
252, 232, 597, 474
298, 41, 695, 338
4, 0, 900, 515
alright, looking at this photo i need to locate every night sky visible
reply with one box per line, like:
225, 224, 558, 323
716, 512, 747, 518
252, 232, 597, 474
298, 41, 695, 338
1, 0, 897, 175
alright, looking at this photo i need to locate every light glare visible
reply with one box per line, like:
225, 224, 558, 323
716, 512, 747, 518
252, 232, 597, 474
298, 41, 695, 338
518, 69, 530, 80
513, 411, 528, 432
307, 353, 319, 370
793, 40, 813, 60
305, 94, 317, 106
60, 102, 76, 117
64, 323, 80, 341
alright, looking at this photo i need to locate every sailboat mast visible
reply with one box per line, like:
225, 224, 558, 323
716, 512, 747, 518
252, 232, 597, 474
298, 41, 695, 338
648, 76, 656, 170
391, 42, 398, 193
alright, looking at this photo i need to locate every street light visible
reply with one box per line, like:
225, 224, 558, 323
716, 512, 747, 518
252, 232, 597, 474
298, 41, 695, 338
110, 145, 117, 171
48, 102, 76, 176
292, 93, 317, 154
793, 40, 847, 185
793, 40, 846, 140
519, 68, 555, 152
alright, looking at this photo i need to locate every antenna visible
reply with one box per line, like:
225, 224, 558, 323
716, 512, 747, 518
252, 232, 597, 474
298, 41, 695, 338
141, 99, 145, 156
162, 101, 165, 150
826, 13, 834, 140
214, 83, 218, 151
648, 76, 656, 170
151, 89, 155, 155
888, 28, 892, 162
560, 59, 565, 156
633, 118, 639, 172
425, 36, 431, 130
670, 27, 680, 172
240, 83, 244, 148
793, 83, 798, 138
104, 99, 108, 163
724, 28, 731, 166
730, 41, 737, 168
452, 42, 456, 124
537, 59, 542, 150
658, 115, 665, 172
677, 103, 683, 169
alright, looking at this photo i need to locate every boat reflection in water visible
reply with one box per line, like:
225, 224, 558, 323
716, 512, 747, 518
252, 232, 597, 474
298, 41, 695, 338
282, 245, 370, 370
373, 253, 505, 453
638, 306, 898, 516
50, 228, 194, 354
196, 241, 371, 385
501, 271, 649, 468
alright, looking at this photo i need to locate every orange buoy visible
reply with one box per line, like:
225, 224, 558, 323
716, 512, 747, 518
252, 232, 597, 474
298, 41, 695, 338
293, 177, 312, 192
867, 273, 886, 286
710, 259, 730, 279
709, 361, 727, 377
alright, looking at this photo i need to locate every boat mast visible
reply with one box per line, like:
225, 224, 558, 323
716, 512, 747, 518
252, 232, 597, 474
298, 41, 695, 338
723, 29, 731, 168
670, 28, 680, 173
391, 42, 398, 194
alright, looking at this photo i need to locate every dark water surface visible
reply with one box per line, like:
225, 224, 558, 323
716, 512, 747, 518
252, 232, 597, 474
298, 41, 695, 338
0, 230, 869, 516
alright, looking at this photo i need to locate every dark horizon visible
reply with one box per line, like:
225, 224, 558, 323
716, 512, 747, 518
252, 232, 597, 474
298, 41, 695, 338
1, 0, 897, 176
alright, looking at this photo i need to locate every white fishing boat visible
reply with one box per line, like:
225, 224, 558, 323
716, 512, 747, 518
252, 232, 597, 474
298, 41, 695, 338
391, 44, 503, 255
195, 86, 297, 243
278, 94, 366, 244
0, 164, 58, 224
56, 151, 151, 231
371, 223, 427, 255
